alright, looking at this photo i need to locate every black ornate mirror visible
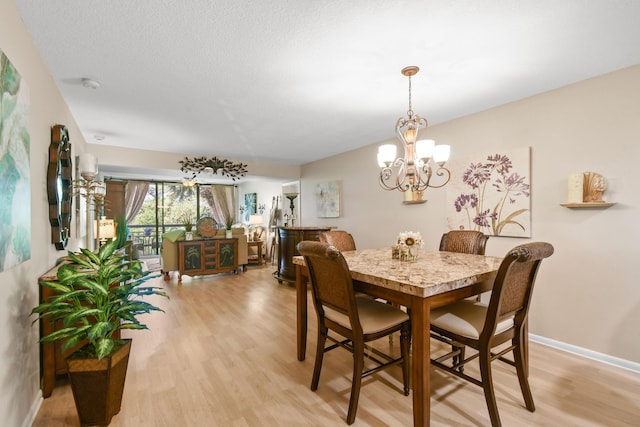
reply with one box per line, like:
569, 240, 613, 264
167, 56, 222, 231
47, 125, 73, 250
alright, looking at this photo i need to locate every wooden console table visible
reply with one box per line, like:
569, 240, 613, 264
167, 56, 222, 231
38, 263, 69, 398
273, 226, 333, 283
247, 240, 264, 265
177, 238, 238, 281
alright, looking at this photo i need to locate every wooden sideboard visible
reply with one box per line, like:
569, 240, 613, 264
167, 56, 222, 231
177, 238, 238, 281
273, 226, 333, 283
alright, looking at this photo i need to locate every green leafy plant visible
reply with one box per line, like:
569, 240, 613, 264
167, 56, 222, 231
223, 211, 235, 230
180, 212, 195, 232
31, 238, 169, 360
113, 214, 129, 249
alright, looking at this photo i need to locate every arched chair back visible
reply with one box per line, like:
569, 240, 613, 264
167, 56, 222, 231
439, 230, 489, 255
319, 230, 356, 252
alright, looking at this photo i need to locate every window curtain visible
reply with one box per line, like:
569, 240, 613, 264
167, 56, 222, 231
124, 181, 150, 224
201, 185, 235, 225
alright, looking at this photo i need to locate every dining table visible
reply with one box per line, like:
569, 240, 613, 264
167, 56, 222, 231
293, 247, 503, 427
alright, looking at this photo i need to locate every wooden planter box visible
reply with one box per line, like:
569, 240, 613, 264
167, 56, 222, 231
66, 339, 131, 426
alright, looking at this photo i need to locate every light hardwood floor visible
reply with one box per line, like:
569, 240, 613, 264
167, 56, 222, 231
33, 265, 640, 426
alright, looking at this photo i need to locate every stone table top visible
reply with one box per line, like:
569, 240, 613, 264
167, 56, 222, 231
293, 247, 503, 298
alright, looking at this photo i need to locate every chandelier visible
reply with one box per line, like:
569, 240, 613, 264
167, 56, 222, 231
377, 66, 451, 201
179, 156, 248, 182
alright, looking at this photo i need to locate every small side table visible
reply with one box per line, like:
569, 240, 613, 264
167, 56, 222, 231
247, 240, 264, 265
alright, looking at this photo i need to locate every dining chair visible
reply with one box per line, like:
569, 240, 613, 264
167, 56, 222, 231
440, 230, 489, 303
297, 241, 410, 425
429, 241, 554, 427
319, 230, 357, 251
439, 229, 489, 256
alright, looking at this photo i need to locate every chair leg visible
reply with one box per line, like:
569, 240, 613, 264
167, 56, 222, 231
479, 350, 501, 427
400, 323, 411, 396
513, 340, 535, 412
346, 342, 365, 425
311, 327, 328, 391
521, 321, 530, 377
453, 343, 466, 373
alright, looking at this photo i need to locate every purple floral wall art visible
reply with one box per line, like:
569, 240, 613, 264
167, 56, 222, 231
446, 147, 531, 237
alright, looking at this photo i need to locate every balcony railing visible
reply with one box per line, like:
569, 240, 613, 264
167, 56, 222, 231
128, 224, 183, 257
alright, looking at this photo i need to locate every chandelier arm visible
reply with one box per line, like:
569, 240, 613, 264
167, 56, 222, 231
379, 168, 400, 191
414, 166, 451, 190
429, 167, 452, 188
396, 176, 410, 192
394, 158, 411, 192
418, 116, 428, 129
379, 159, 412, 192
395, 118, 408, 143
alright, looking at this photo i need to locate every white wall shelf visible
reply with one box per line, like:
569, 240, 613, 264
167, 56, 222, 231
560, 202, 615, 208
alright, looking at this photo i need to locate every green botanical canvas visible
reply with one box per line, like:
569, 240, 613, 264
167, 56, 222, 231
0, 50, 31, 271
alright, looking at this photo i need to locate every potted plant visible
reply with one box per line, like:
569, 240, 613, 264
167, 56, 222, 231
223, 211, 235, 238
181, 212, 195, 240
31, 235, 168, 426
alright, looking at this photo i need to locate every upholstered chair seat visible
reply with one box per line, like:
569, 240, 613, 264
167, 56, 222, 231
323, 296, 409, 334
431, 300, 514, 340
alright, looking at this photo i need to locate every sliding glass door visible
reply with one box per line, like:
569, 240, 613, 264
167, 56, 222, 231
127, 182, 234, 258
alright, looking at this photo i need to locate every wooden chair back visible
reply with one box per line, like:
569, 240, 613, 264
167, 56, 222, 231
484, 242, 554, 339
439, 230, 489, 255
297, 241, 361, 333
319, 230, 357, 252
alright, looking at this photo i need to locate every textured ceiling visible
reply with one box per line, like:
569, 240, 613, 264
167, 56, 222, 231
13, 0, 640, 168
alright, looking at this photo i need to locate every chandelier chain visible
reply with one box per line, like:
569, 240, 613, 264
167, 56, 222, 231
407, 75, 413, 118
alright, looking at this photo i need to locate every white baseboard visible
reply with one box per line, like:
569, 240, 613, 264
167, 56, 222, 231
530, 334, 640, 373
22, 394, 42, 427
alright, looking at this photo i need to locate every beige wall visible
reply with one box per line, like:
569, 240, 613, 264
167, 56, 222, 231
300, 65, 640, 364
237, 179, 284, 224
0, 0, 92, 425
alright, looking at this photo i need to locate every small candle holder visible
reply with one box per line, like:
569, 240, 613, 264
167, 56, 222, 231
392, 245, 400, 259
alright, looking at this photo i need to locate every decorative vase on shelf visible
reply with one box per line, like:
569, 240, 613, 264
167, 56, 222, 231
225, 229, 232, 239
583, 171, 606, 202
185, 232, 193, 241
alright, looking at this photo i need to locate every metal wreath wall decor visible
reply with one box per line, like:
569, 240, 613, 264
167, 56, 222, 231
179, 156, 248, 181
